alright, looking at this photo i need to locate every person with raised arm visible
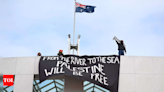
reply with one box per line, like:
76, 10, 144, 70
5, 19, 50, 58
113, 36, 127, 55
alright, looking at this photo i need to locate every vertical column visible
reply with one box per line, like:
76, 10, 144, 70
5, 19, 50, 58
14, 75, 34, 92
66, 34, 82, 92
64, 76, 83, 92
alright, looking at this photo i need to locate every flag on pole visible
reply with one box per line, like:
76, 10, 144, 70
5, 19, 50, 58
75, 2, 96, 13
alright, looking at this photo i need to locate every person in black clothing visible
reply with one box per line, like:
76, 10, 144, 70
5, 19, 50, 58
58, 50, 64, 56
113, 36, 127, 55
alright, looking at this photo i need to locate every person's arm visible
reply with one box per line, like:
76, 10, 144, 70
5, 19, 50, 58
113, 36, 121, 44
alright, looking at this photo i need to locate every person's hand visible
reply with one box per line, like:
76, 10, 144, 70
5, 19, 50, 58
125, 52, 127, 54
113, 36, 116, 40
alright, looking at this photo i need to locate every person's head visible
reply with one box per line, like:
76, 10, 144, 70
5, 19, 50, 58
59, 50, 63, 53
120, 40, 123, 43
37, 52, 41, 56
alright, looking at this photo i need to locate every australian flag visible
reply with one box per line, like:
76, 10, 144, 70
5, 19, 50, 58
76, 2, 96, 13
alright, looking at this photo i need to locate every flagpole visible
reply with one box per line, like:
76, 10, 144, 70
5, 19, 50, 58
73, 0, 76, 54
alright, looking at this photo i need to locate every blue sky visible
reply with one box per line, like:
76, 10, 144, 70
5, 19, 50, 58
1, 0, 164, 57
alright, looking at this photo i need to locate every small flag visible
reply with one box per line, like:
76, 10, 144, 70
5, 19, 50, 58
75, 2, 96, 13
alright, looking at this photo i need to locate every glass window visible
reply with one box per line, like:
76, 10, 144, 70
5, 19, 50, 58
33, 79, 64, 92
83, 81, 110, 92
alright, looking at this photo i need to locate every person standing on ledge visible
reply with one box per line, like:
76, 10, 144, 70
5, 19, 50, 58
113, 36, 127, 55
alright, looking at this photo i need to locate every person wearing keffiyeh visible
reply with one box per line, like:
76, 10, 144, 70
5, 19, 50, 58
58, 50, 64, 56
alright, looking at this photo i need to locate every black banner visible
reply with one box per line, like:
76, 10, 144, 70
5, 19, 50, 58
39, 55, 120, 92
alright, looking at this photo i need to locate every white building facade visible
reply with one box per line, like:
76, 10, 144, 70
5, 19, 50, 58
0, 56, 164, 92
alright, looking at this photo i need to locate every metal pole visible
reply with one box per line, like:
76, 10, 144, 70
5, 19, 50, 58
73, 0, 76, 54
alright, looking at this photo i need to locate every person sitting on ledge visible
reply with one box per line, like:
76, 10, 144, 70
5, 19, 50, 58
113, 36, 127, 55
58, 50, 64, 56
